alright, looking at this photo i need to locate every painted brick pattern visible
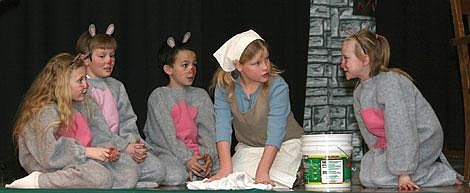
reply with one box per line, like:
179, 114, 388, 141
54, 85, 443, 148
304, 0, 375, 160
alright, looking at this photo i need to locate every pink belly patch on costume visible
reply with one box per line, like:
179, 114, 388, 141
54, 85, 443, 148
55, 112, 92, 147
171, 101, 199, 155
91, 87, 119, 134
360, 108, 387, 149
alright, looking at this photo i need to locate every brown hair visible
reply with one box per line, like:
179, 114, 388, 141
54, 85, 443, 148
75, 31, 92, 55
89, 34, 117, 52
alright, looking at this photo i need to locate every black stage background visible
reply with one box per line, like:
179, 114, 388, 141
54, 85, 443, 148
0, 0, 464, 184
0, 0, 309, 180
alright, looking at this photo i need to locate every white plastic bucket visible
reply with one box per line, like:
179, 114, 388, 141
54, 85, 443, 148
302, 134, 352, 190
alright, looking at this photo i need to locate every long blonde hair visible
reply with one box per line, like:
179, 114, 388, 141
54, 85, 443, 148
13, 53, 85, 140
344, 29, 412, 80
210, 39, 282, 102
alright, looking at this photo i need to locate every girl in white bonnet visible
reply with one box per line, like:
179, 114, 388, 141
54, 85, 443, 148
209, 30, 304, 188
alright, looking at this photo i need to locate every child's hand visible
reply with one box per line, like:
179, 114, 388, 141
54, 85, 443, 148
255, 171, 275, 186
86, 147, 118, 162
134, 138, 148, 162
398, 174, 420, 191
201, 154, 213, 178
126, 143, 148, 163
207, 168, 232, 182
187, 155, 205, 179
107, 147, 120, 162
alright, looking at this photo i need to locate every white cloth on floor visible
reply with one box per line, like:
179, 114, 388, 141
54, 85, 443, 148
186, 172, 273, 190
232, 139, 302, 188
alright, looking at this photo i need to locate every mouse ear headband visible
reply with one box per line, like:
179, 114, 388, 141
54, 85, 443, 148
167, 32, 191, 48
213, 29, 263, 72
88, 23, 115, 37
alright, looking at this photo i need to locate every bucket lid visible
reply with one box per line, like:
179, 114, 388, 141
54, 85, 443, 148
301, 134, 352, 143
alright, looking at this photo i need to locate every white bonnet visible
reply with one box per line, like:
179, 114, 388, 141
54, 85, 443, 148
213, 30, 263, 72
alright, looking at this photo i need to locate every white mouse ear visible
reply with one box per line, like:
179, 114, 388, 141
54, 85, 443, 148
167, 37, 175, 48
88, 24, 96, 37
182, 32, 191, 44
105, 24, 115, 35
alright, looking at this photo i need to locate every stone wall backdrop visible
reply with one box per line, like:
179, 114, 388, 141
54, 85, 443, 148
304, 0, 375, 161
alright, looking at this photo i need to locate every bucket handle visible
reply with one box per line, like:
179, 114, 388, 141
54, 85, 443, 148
336, 146, 351, 159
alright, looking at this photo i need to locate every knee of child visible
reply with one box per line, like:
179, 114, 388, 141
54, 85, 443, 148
90, 168, 113, 188
122, 166, 141, 186
132, 167, 141, 182
359, 171, 376, 188
163, 168, 188, 185
142, 154, 165, 173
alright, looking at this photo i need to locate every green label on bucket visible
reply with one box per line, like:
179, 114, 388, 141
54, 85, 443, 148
303, 155, 351, 184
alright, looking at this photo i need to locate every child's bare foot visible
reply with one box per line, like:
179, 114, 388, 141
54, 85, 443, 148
455, 177, 463, 185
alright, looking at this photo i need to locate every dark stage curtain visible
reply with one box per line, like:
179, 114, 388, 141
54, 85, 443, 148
0, 0, 309, 180
375, 0, 465, 149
